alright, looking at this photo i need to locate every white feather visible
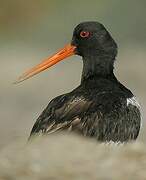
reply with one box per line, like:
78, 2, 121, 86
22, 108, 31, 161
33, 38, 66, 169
126, 96, 140, 109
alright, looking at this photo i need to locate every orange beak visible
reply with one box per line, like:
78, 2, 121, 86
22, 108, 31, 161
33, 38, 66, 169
15, 44, 76, 84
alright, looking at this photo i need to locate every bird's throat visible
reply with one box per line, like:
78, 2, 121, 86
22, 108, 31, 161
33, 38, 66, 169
81, 55, 115, 83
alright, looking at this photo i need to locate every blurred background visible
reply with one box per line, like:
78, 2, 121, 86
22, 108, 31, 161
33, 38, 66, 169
0, 0, 146, 148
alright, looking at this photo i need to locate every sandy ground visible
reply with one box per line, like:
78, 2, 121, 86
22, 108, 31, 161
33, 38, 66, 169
0, 134, 146, 180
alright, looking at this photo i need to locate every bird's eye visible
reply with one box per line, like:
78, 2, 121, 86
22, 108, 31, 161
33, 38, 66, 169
80, 31, 90, 38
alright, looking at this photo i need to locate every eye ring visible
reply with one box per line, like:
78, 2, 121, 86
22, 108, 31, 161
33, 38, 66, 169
80, 31, 90, 38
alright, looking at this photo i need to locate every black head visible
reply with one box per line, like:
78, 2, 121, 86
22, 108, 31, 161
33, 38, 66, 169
71, 21, 117, 59
16, 21, 118, 83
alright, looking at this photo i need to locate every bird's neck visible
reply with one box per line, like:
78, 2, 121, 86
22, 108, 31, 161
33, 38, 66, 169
81, 55, 115, 83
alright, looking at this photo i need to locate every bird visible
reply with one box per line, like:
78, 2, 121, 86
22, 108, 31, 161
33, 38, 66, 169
16, 21, 141, 143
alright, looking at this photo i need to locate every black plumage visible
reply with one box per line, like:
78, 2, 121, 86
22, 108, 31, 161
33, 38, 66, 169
28, 22, 141, 142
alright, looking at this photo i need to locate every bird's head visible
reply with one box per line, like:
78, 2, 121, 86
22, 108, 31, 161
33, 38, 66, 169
15, 21, 117, 83
72, 21, 117, 58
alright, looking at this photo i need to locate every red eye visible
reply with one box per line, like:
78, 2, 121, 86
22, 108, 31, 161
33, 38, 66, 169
80, 31, 90, 38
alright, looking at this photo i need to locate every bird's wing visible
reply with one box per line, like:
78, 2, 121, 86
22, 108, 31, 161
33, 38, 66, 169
29, 94, 92, 137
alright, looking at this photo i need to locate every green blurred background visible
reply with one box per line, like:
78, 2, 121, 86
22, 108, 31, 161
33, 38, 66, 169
0, 0, 146, 148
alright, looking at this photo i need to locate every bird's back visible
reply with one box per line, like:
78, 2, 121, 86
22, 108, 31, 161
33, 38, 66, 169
30, 76, 141, 142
